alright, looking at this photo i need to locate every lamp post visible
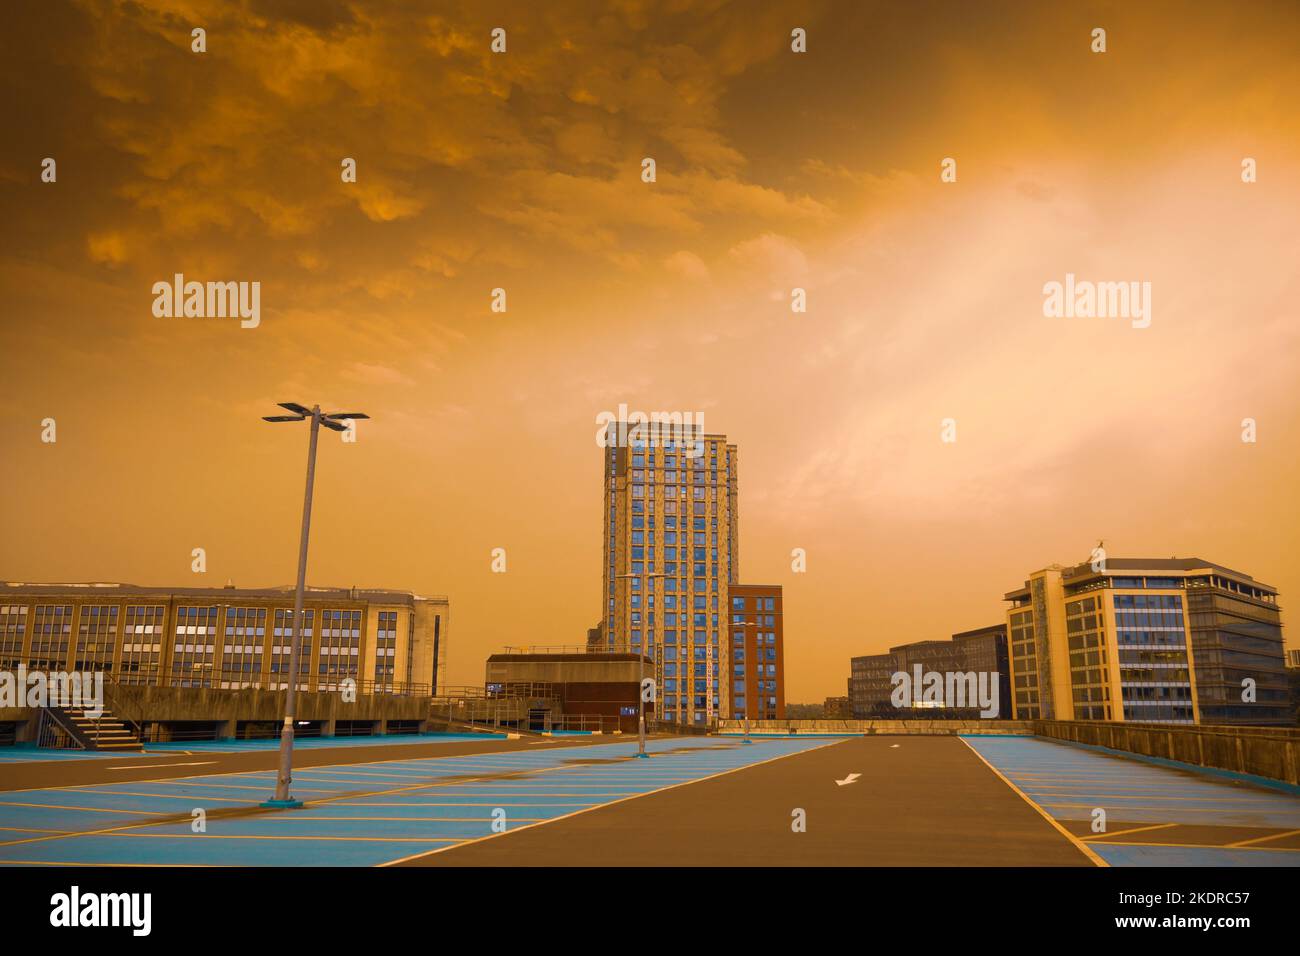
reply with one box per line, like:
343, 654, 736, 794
616, 570, 666, 759
259, 402, 368, 808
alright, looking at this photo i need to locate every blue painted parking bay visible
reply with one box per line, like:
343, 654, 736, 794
963, 736, 1300, 867
0, 736, 831, 866
0, 733, 508, 765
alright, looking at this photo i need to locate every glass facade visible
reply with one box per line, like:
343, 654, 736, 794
1113, 593, 1193, 723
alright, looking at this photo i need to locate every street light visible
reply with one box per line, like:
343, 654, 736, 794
259, 402, 369, 808
616, 570, 667, 759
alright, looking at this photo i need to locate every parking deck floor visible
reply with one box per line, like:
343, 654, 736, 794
962, 736, 1300, 867
1, 734, 1295, 866
0, 736, 831, 866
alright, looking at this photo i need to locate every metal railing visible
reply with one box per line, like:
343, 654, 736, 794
501, 647, 608, 655
107, 672, 431, 696
100, 669, 431, 744
435, 682, 559, 702
35, 707, 86, 750
548, 714, 622, 733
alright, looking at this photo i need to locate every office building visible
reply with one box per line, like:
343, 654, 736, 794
1004, 558, 1288, 725
823, 696, 851, 718
728, 583, 785, 720
0, 582, 447, 695
952, 624, 1011, 718
848, 627, 1009, 718
599, 421, 737, 726
848, 652, 897, 718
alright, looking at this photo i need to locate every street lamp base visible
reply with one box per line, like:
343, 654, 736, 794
259, 798, 304, 809
740, 739, 754, 744
634, 752, 650, 759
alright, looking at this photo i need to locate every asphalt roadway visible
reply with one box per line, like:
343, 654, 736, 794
397, 735, 1095, 866
1, 733, 1295, 866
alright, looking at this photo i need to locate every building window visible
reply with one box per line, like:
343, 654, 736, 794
218, 607, 267, 688
172, 606, 219, 687
120, 606, 165, 685
76, 605, 120, 671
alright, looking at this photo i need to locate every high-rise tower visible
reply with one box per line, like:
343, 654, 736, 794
599, 420, 738, 726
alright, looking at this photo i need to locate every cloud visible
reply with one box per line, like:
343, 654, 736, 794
341, 362, 415, 387
664, 250, 709, 280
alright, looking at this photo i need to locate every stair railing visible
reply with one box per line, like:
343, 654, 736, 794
36, 707, 87, 751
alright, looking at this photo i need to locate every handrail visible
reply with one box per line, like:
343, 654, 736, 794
101, 669, 145, 739
36, 706, 88, 750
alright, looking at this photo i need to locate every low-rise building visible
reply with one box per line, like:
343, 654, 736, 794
0, 581, 447, 695
484, 649, 651, 732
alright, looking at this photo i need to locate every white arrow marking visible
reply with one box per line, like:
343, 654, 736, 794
890, 744, 900, 749
835, 773, 861, 786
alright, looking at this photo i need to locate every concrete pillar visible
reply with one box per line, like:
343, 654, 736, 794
322, 718, 336, 738
15, 716, 39, 745
216, 719, 236, 741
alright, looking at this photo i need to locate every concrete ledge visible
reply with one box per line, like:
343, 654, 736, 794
715, 719, 1035, 735
3, 684, 430, 743
1034, 719, 1300, 787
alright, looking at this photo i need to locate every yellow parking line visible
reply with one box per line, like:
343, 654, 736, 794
247, 816, 547, 823
1024, 790, 1291, 803
134, 780, 341, 794
1226, 828, 1300, 848
1038, 801, 1294, 814
50, 789, 251, 803
1087, 839, 1300, 853
1082, 822, 1177, 841
115, 832, 462, 843
0, 801, 156, 816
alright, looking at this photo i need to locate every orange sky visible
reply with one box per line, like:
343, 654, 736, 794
2, 1, 1298, 700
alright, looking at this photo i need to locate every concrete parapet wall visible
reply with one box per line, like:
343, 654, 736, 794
2, 685, 428, 738
719, 718, 1300, 786
716, 719, 1034, 735
1034, 720, 1300, 787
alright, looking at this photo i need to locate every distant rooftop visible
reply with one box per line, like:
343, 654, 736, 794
1060, 557, 1262, 582
1004, 557, 1275, 600
0, 582, 447, 603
